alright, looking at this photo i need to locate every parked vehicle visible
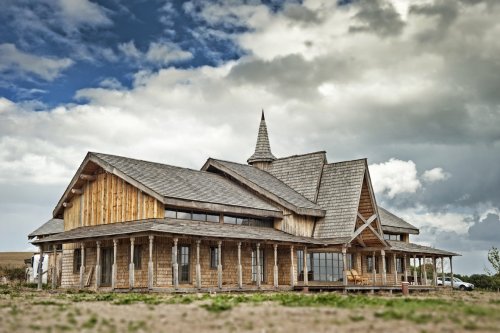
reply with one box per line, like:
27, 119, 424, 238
26, 253, 48, 284
437, 277, 474, 291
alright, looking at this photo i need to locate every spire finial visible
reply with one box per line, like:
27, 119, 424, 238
247, 110, 276, 167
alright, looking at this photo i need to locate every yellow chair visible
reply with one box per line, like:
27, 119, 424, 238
351, 269, 369, 285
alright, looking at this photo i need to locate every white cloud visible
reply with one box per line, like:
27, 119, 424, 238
118, 40, 193, 66
56, 0, 112, 31
0, 43, 73, 81
422, 167, 451, 183
369, 159, 422, 198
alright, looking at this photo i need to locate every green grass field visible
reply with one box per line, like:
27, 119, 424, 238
1, 285, 499, 332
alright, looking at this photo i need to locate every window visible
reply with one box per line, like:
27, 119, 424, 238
73, 248, 82, 274
177, 246, 190, 283
210, 247, 219, 269
223, 215, 273, 228
176, 211, 191, 220
165, 210, 176, 218
165, 209, 219, 223
383, 234, 402, 241
385, 256, 391, 273
251, 248, 264, 282
396, 257, 403, 273
133, 245, 142, 270
366, 256, 379, 273
206, 214, 219, 223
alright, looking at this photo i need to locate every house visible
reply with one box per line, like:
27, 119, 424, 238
29, 112, 458, 292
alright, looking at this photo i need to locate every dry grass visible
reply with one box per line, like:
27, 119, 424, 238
1, 286, 499, 332
0, 252, 32, 268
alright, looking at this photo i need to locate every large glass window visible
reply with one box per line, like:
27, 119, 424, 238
210, 247, 219, 269
178, 246, 190, 283
223, 215, 273, 228
133, 245, 142, 270
73, 248, 81, 274
396, 257, 403, 273
366, 256, 380, 273
165, 209, 219, 223
296, 251, 352, 282
251, 248, 264, 282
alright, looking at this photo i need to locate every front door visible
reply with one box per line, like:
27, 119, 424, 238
101, 247, 113, 286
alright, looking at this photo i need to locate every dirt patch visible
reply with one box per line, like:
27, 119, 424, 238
1, 287, 499, 332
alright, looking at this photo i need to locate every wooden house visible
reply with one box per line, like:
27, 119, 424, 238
29, 112, 458, 292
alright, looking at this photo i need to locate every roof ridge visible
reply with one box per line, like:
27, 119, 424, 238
273, 151, 327, 161
326, 158, 367, 166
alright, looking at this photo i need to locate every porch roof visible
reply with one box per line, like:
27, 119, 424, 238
387, 240, 459, 257
31, 218, 344, 246
28, 218, 64, 240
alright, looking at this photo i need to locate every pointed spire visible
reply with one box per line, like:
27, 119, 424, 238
247, 110, 276, 166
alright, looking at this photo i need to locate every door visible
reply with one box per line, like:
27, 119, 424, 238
178, 246, 190, 283
101, 247, 113, 286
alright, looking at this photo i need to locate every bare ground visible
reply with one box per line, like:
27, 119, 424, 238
1, 287, 499, 333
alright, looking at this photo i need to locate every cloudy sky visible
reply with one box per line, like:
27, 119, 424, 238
1, 0, 499, 275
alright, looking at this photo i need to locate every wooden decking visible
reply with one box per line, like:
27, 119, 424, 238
294, 282, 437, 293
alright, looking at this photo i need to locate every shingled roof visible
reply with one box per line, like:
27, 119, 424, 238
54, 152, 281, 218
204, 158, 325, 217
387, 240, 459, 256
267, 152, 326, 202
313, 159, 367, 239
379, 206, 419, 235
32, 218, 335, 246
247, 111, 276, 164
28, 218, 64, 239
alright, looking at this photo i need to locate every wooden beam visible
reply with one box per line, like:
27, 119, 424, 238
112, 239, 118, 290
80, 174, 96, 181
350, 213, 377, 241
79, 243, 85, 289
217, 240, 223, 289
148, 235, 154, 290
63, 202, 73, 208
95, 241, 101, 289
290, 245, 295, 288
37, 246, 44, 291
173, 238, 179, 290
237, 242, 242, 289
195, 240, 201, 289
256, 243, 261, 289
273, 244, 278, 288
129, 237, 135, 289
71, 188, 83, 195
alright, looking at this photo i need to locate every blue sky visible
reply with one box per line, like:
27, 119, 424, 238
1, 0, 500, 275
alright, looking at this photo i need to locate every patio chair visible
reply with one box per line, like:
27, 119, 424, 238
351, 269, 369, 285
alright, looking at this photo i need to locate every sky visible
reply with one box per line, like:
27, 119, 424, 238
1, 0, 499, 275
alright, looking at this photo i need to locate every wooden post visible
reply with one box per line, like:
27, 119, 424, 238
217, 240, 223, 289
342, 247, 348, 286
393, 253, 398, 286
290, 245, 295, 288
256, 243, 261, 288
450, 256, 454, 289
441, 257, 445, 287
432, 256, 437, 286
381, 250, 387, 285
303, 246, 308, 287
52, 245, 57, 289
273, 244, 278, 289
95, 241, 101, 289
413, 255, 418, 285
403, 254, 408, 282
112, 239, 117, 290
148, 235, 154, 290
196, 240, 201, 289
173, 237, 179, 290
423, 255, 427, 286
372, 251, 376, 285
79, 243, 85, 289
129, 237, 135, 289
37, 246, 44, 291
237, 242, 242, 289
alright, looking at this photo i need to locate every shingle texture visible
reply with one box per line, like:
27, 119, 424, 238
247, 112, 276, 164
32, 218, 329, 245
388, 241, 459, 256
313, 160, 366, 239
28, 218, 64, 239
211, 159, 322, 211
93, 153, 279, 212
267, 152, 326, 202
379, 207, 419, 235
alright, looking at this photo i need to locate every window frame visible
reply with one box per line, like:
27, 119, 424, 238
73, 248, 82, 274
210, 246, 219, 269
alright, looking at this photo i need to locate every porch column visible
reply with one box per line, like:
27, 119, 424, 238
290, 245, 295, 288
393, 253, 398, 285
52, 245, 57, 289
148, 235, 154, 290
95, 241, 101, 289
173, 237, 178, 290
413, 255, 418, 285
237, 242, 242, 289
129, 237, 135, 289
403, 254, 408, 282
256, 243, 261, 288
79, 243, 85, 289
273, 244, 278, 288
450, 256, 454, 289
112, 239, 117, 290
441, 257, 445, 287
195, 240, 201, 289
372, 251, 376, 285
419, 257, 423, 285
303, 246, 308, 287
381, 250, 387, 285
432, 256, 437, 286
423, 255, 428, 286
342, 247, 348, 286
217, 240, 223, 289
37, 246, 44, 291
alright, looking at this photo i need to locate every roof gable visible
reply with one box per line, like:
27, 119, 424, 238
379, 206, 419, 235
267, 151, 326, 202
